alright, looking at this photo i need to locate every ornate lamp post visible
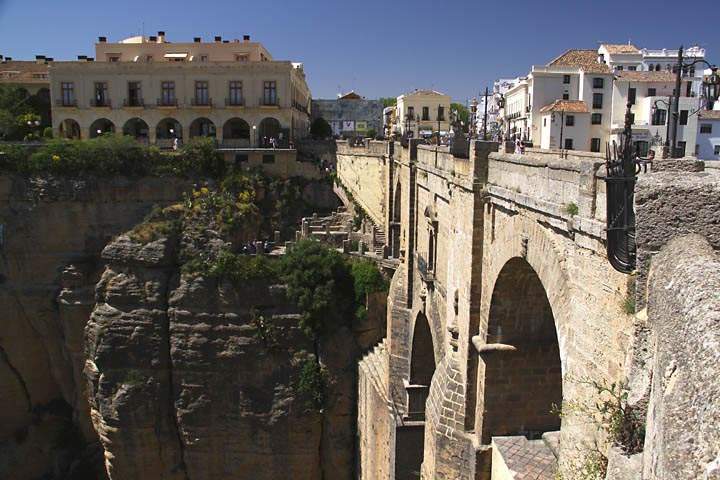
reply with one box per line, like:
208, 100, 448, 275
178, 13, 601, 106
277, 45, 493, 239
666, 46, 720, 157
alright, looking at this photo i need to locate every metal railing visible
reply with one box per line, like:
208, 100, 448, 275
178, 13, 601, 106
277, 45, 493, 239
191, 97, 212, 107
225, 97, 245, 107
157, 98, 178, 107
90, 98, 111, 107
123, 98, 144, 107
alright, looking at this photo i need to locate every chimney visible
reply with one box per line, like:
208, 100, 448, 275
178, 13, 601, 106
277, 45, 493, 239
214, 35, 222, 42
86, 57, 94, 62
98, 36, 107, 43
157, 31, 165, 42
5, 56, 12, 61
45, 57, 54, 62
35, 55, 46, 64
149, 35, 157, 42
77, 55, 87, 60
243, 35, 250, 42
222, 40, 229, 43
194, 37, 201, 43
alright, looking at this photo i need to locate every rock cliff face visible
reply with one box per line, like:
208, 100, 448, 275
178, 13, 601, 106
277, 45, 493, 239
0, 173, 380, 479
0, 175, 191, 479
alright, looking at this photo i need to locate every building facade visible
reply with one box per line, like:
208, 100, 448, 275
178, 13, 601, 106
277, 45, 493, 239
49, 33, 311, 147
498, 44, 704, 154
697, 110, 720, 160
394, 89, 451, 137
311, 91, 383, 137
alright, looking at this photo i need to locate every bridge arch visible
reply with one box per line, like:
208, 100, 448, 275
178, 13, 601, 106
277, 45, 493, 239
472, 212, 573, 440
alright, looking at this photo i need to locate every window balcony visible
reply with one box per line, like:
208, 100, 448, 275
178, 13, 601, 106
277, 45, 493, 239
90, 98, 111, 108
123, 98, 145, 108
404, 381, 430, 422
56, 99, 77, 107
157, 98, 178, 107
260, 96, 279, 107
191, 97, 212, 107
225, 97, 245, 107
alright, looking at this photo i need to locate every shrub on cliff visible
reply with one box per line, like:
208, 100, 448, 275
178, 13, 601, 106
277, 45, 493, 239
173, 137, 226, 178
350, 259, 388, 321
281, 240, 354, 337
310, 117, 332, 139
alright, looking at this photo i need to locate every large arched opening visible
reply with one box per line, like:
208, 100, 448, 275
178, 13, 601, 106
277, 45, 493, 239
222, 117, 250, 147
480, 257, 562, 443
89, 118, 115, 138
58, 118, 81, 139
156, 118, 182, 148
189, 117, 216, 138
122, 118, 149, 143
258, 117, 281, 146
396, 311, 436, 480
391, 182, 402, 258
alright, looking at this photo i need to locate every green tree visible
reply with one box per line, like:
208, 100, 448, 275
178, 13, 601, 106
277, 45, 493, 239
280, 240, 354, 338
379, 97, 397, 108
310, 117, 332, 139
451, 103, 470, 127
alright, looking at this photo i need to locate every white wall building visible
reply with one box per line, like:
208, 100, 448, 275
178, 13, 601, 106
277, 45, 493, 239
476, 78, 520, 138
538, 100, 591, 150
697, 110, 720, 160
394, 89, 451, 137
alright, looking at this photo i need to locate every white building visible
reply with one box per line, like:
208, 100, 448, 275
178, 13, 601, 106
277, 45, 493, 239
497, 43, 704, 154
394, 89, 451, 137
538, 100, 590, 150
476, 78, 520, 138
697, 110, 720, 160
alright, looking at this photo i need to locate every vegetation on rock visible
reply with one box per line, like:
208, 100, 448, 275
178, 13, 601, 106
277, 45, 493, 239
310, 117, 333, 139
296, 354, 328, 410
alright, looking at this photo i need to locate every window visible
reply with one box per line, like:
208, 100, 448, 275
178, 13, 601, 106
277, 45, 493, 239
593, 77, 604, 89
422, 106, 429, 121
200, 54, 208, 62
194, 80, 209, 105
235, 54, 248, 62
228, 81, 243, 105
628, 88, 636, 105
686, 82, 692, 97
629, 113, 635, 125
617, 66, 624, 71
592, 93, 603, 109
93, 82, 108, 106
563, 74, 571, 84
564, 138, 574, 150
438, 106, 445, 121
648, 87, 657, 97
60, 82, 75, 106
107, 55, 120, 62
543, 117, 547, 127
161, 81, 175, 106
629, 66, 637, 71
714, 145, 720, 156
591, 113, 602, 125
656, 65, 661, 72
700, 124, 713, 134
562, 93, 569, 100
146, 55, 153, 63
127, 81, 142, 106
234, 153, 248, 165
591, 138, 601, 152
652, 109, 667, 126
407, 106, 415, 120
679, 110, 688, 126
648, 64, 654, 71
263, 81, 277, 105
565, 115, 575, 126
262, 154, 275, 164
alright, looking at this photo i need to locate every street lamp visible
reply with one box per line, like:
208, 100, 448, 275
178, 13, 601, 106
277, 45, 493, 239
666, 46, 720, 157
252, 125, 257, 147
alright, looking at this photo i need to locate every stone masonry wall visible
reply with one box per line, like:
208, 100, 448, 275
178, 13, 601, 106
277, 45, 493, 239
336, 141, 389, 227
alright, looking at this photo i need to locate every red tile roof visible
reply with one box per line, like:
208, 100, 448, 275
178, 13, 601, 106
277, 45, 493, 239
547, 49, 611, 74
539, 100, 589, 114
616, 71, 677, 82
601, 44, 640, 54
699, 110, 720, 120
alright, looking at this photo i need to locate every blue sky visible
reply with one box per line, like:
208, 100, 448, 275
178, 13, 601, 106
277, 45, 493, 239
1, 0, 718, 102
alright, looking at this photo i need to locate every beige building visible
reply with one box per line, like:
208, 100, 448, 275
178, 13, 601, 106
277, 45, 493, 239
0, 57, 50, 95
394, 89, 451, 137
50, 32, 311, 147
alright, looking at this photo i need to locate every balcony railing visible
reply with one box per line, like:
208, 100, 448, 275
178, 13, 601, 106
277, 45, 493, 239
191, 97, 212, 107
56, 98, 77, 107
123, 98, 145, 107
225, 97, 245, 107
220, 138, 251, 148
404, 382, 430, 422
292, 100, 308, 113
90, 98, 111, 107
260, 96, 279, 107
157, 98, 178, 107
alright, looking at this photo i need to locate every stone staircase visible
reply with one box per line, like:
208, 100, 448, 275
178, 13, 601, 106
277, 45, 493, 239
373, 226, 387, 257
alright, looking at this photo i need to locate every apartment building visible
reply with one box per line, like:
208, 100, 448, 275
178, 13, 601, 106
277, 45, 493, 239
311, 91, 384, 137
499, 43, 703, 154
49, 32, 311, 147
394, 89, 451, 137
697, 110, 720, 160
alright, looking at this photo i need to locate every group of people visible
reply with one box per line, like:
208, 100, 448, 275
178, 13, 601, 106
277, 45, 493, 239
260, 133, 286, 149
514, 137, 527, 155
240, 240, 274, 255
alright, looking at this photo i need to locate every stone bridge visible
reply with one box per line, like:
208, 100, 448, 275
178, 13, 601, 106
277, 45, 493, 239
335, 139, 720, 480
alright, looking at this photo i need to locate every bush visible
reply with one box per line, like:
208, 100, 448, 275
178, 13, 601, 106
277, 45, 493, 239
183, 249, 280, 284
42, 126, 53, 139
175, 137, 226, 178
296, 355, 327, 410
310, 117, 332, 139
127, 204, 183, 244
350, 259, 388, 322
565, 202, 579, 216
281, 240, 354, 337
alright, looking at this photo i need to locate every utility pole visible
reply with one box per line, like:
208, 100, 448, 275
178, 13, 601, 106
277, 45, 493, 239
669, 46, 684, 157
483, 86, 489, 140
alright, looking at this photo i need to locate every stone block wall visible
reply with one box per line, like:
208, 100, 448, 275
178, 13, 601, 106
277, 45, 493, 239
335, 141, 389, 227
